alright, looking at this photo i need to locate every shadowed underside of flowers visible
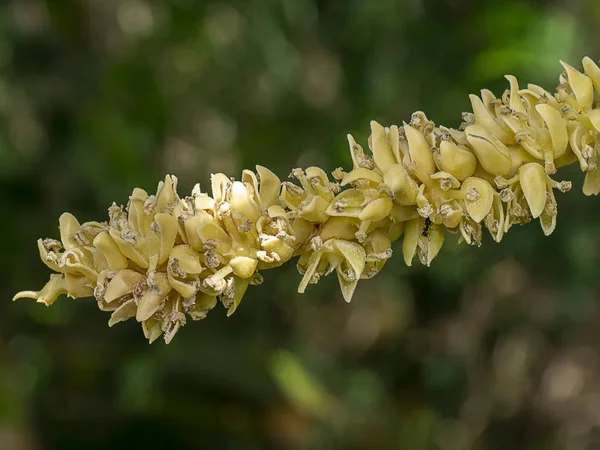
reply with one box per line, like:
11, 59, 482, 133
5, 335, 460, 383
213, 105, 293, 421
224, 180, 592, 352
13, 57, 600, 344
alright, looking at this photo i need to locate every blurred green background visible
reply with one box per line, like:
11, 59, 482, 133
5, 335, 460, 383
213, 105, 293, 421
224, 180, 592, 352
3, 0, 600, 449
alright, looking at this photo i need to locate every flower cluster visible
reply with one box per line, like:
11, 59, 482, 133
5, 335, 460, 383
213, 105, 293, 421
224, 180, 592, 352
14, 57, 600, 343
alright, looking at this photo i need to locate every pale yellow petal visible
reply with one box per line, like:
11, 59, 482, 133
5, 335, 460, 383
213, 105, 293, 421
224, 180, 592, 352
561, 61, 594, 111
465, 125, 512, 176
370, 121, 396, 172
519, 163, 547, 218
461, 177, 494, 223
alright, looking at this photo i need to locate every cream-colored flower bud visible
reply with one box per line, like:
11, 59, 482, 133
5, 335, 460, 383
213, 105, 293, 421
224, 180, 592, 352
193, 192, 216, 211
156, 175, 178, 213
341, 168, 383, 187
358, 196, 393, 222
515, 91, 545, 129
230, 181, 260, 224
211, 173, 231, 203
305, 167, 331, 188
430, 171, 460, 190
535, 104, 568, 158
402, 218, 421, 267
582, 57, 600, 94
297, 250, 323, 294
439, 202, 462, 229
108, 299, 137, 327
280, 182, 306, 209
93, 231, 128, 271
440, 125, 469, 146
328, 239, 366, 302
435, 141, 477, 181
504, 75, 526, 115
259, 236, 294, 266
326, 189, 365, 217
167, 271, 196, 299
266, 205, 288, 219
526, 84, 561, 108
128, 188, 153, 237
461, 177, 494, 223
347, 134, 374, 170
298, 195, 329, 223
61, 250, 97, 281
59, 213, 82, 251
459, 216, 482, 246
242, 169, 259, 199
540, 188, 557, 236
169, 245, 203, 274
465, 124, 512, 176
135, 272, 172, 322
415, 183, 430, 211
388, 125, 402, 162
36, 239, 62, 272
142, 318, 163, 343
382, 164, 418, 205
370, 121, 397, 172
223, 277, 251, 317
230, 256, 258, 279
518, 163, 547, 218
480, 89, 498, 114
469, 94, 513, 144
364, 230, 392, 262
583, 167, 600, 196
162, 295, 186, 344
152, 213, 179, 265
569, 124, 590, 172
256, 165, 281, 209
484, 193, 505, 243
561, 61, 594, 111
197, 220, 231, 247
167, 245, 203, 298
109, 228, 148, 268
104, 269, 144, 303
404, 123, 436, 176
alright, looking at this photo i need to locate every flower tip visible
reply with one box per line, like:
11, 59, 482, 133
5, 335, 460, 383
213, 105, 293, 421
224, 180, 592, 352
13, 291, 55, 307
13, 290, 37, 301
370, 120, 382, 130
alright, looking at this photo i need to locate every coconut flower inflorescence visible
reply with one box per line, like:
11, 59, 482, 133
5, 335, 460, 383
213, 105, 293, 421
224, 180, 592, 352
14, 57, 600, 343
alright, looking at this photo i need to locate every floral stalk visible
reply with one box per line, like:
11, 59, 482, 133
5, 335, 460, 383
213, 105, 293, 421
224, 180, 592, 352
14, 57, 600, 344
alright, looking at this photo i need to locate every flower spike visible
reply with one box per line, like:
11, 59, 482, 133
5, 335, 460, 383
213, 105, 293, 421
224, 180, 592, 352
14, 57, 600, 343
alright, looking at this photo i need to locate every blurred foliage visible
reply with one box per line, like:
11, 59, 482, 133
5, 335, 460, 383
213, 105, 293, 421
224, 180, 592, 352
2, 0, 600, 449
